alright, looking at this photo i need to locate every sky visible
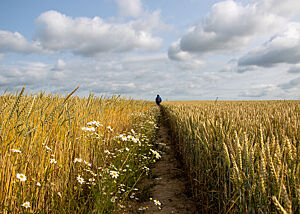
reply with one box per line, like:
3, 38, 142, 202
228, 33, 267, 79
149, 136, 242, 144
0, 0, 300, 101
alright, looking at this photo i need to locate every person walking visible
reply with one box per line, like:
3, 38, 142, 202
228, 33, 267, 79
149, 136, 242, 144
155, 94, 162, 106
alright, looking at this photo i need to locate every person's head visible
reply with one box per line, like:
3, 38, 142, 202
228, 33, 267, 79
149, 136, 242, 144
157, 94, 159, 97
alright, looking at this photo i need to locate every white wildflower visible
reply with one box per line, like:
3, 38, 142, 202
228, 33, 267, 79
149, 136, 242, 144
110, 170, 119, 179
16, 173, 26, 182
77, 175, 85, 184
150, 149, 161, 159
111, 196, 117, 203
119, 134, 127, 141
81, 126, 95, 132
87, 121, 103, 127
73, 158, 83, 163
21, 201, 30, 208
89, 178, 95, 182
84, 160, 92, 167
50, 159, 57, 164
154, 199, 161, 206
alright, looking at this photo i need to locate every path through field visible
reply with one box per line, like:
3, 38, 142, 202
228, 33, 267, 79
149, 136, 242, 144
126, 112, 199, 213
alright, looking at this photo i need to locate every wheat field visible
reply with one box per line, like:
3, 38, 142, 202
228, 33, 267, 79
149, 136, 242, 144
0, 88, 160, 213
162, 101, 299, 213
1, 88, 299, 213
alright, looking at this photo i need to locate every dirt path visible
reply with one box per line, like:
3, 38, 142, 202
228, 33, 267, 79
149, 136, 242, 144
126, 116, 199, 213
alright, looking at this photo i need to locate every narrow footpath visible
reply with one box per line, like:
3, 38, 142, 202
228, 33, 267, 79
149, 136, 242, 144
127, 113, 199, 213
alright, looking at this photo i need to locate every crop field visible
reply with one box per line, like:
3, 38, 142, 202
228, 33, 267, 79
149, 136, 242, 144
0, 88, 160, 213
162, 101, 299, 213
1, 89, 299, 214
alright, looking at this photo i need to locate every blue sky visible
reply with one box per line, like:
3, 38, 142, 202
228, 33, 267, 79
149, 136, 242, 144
0, 0, 300, 100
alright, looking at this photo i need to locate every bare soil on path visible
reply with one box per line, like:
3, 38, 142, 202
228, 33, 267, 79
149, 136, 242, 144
126, 115, 200, 213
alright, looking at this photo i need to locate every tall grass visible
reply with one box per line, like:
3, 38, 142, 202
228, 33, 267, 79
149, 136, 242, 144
162, 101, 299, 213
0, 88, 159, 213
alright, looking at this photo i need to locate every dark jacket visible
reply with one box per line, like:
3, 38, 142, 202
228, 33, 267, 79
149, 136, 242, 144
155, 96, 162, 105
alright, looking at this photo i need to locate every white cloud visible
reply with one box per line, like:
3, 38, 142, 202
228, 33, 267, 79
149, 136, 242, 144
34, 10, 163, 56
0, 54, 217, 100
0, 30, 42, 54
169, 0, 286, 57
130, 10, 169, 33
239, 84, 277, 98
168, 42, 205, 69
287, 64, 300, 73
238, 24, 300, 67
0, 55, 169, 97
1, 55, 297, 100
166, 0, 300, 59
168, 42, 191, 61
220, 59, 261, 73
115, 0, 143, 18
53, 59, 66, 71
0, 62, 52, 88
279, 76, 300, 90
258, 0, 300, 17
168, 0, 300, 75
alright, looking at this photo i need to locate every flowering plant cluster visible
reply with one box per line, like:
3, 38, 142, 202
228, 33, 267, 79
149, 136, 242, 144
1, 90, 159, 213
56, 107, 161, 213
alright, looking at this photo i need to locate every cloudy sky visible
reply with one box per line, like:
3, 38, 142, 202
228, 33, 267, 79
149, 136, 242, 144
0, 0, 300, 100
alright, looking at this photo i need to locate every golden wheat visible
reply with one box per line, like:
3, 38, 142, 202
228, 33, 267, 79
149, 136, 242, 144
162, 100, 299, 213
0, 89, 159, 213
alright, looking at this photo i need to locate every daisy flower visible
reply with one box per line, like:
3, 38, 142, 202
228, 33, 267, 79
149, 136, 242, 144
84, 160, 92, 167
138, 207, 146, 211
127, 135, 134, 140
132, 138, 138, 143
73, 158, 83, 163
21, 201, 30, 208
81, 127, 95, 132
119, 134, 127, 141
50, 159, 57, 164
36, 182, 41, 186
16, 173, 26, 182
77, 175, 85, 184
153, 199, 161, 206
150, 149, 161, 159
10, 149, 21, 153
87, 121, 94, 126
104, 149, 110, 154
89, 178, 95, 182
111, 196, 117, 203
87, 121, 102, 127
110, 170, 119, 179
